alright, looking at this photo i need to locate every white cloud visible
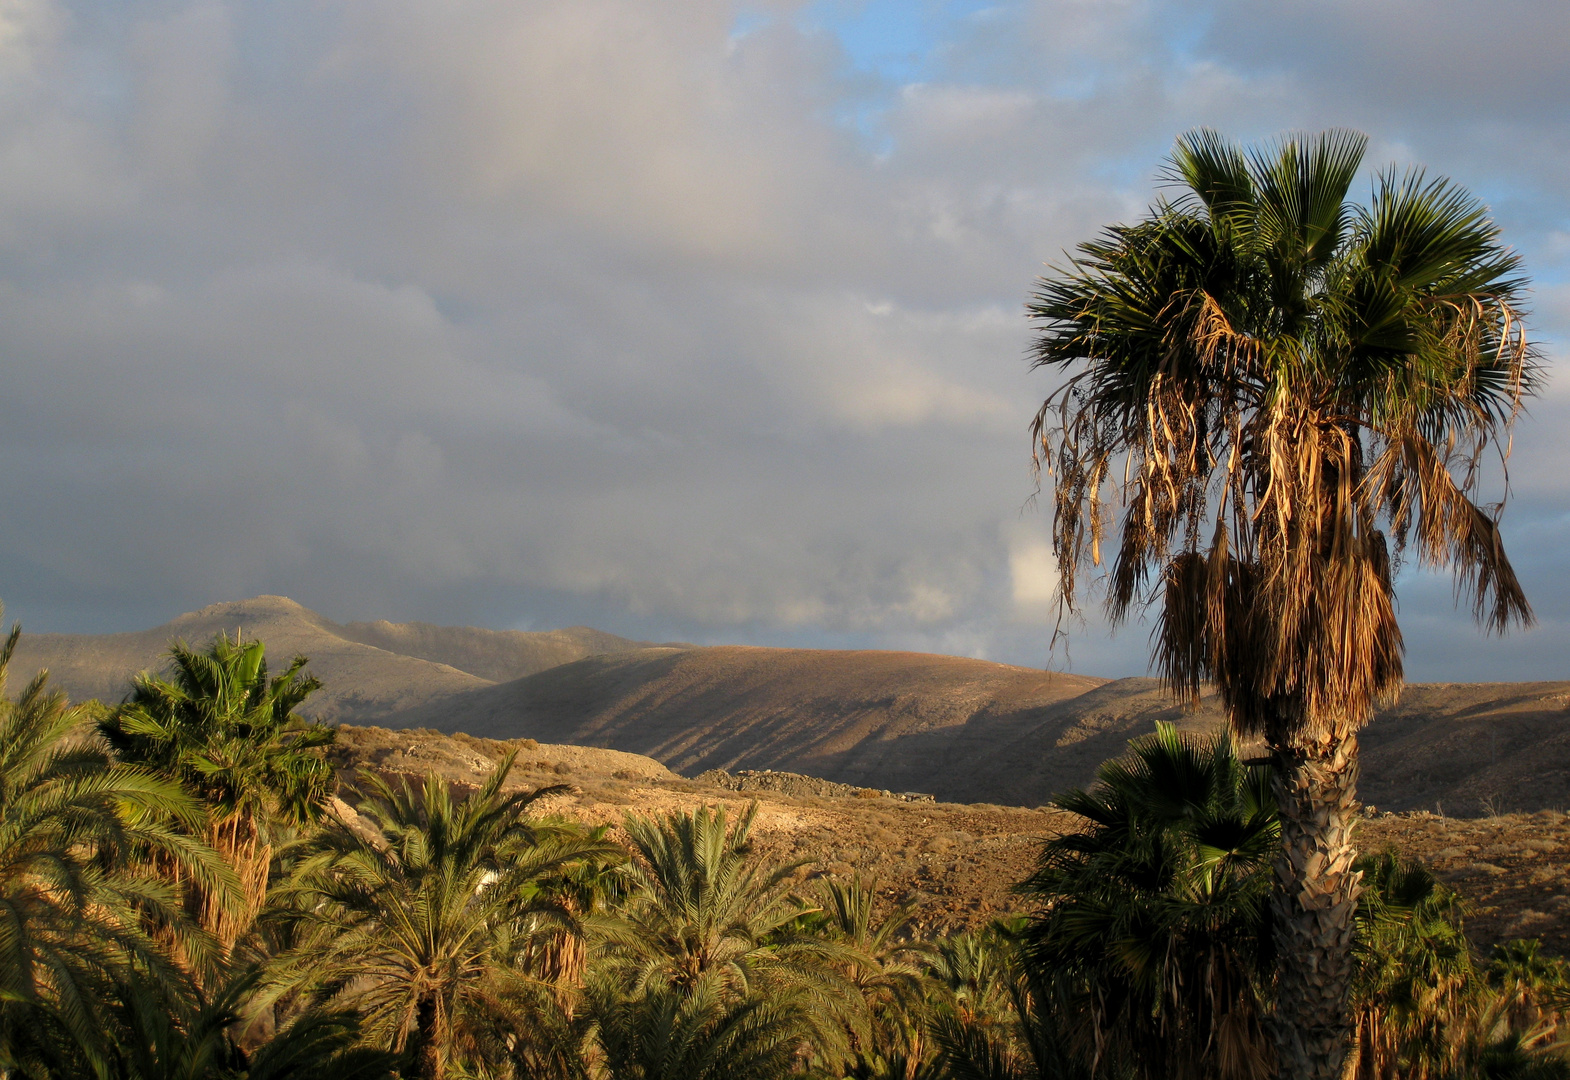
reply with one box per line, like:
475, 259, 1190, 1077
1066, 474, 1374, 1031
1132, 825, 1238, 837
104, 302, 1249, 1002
1009, 538, 1059, 616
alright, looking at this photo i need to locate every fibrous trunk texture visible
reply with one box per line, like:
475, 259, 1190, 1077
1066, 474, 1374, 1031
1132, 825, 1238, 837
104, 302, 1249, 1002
415, 993, 443, 1080
1271, 732, 1363, 1080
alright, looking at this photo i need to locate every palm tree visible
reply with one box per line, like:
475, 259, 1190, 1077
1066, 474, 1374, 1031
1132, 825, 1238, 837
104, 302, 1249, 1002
815, 873, 928, 1071
1028, 128, 1537, 1078
1485, 939, 1570, 1039
1348, 851, 1476, 1080
0, 609, 237, 1076
591, 978, 814, 1080
1018, 723, 1277, 1080
100, 634, 335, 948
927, 961, 1096, 1080
107, 967, 398, 1080
615, 803, 846, 995
924, 927, 1020, 1033
273, 754, 617, 1080
612, 803, 862, 1072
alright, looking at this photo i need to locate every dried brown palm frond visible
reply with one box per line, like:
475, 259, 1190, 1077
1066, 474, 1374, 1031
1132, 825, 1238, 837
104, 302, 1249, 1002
1030, 129, 1537, 749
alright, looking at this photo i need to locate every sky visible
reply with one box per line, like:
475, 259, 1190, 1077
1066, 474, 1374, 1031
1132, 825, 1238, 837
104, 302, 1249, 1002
1, 0, 1567, 682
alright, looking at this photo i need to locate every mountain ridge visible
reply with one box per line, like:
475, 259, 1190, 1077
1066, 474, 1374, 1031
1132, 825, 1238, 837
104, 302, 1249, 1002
8, 595, 657, 721
10, 596, 1570, 814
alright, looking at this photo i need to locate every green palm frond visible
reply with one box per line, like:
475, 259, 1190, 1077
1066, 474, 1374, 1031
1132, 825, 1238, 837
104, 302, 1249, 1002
271, 754, 619, 1080
1018, 723, 1275, 1080
0, 604, 233, 1075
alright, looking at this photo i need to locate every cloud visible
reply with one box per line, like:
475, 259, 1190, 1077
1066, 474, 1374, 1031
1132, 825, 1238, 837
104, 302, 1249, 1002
0, 0, 1565, 684
1008, 536, 1059, 618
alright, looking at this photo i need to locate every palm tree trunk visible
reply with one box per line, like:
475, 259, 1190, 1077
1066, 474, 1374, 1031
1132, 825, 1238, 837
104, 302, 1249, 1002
1270, 731, 1364, 1080
415, 993, 444, 1080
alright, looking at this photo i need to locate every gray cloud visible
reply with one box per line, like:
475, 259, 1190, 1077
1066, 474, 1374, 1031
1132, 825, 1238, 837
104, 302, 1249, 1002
0, 0, 1565, 684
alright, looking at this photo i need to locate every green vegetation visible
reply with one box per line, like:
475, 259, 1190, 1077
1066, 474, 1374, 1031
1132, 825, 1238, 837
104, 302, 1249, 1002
1027, 129, 1538, 1078
4, 606, 1569, 1079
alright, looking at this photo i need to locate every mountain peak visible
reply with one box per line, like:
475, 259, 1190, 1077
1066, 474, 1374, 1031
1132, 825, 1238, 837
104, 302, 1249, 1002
178, 595, 314, 621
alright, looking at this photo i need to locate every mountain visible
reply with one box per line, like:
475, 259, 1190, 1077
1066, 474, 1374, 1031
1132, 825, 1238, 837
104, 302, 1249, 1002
380, 646, 1191, 804
10, 596, 1570, 814
381, 647, 1570, 811
335, 620, 660, 683
8, 596, 655, 722
1357, 681, 1570, 816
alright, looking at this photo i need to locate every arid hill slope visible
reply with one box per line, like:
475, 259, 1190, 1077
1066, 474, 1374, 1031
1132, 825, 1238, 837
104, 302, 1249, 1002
335, 619, 665, 684
12, 597, 1570, 814
381, 645, 1187, 803
385, 650, 1570, 812
10, 596, 652, 721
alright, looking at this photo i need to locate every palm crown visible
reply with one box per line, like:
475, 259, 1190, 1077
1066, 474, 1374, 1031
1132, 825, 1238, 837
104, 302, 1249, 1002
99, 633, 336, 950
0, 612, 237, 1074
275, 753, 618, 1079
1030, 128, 1537, 742
100, 634, 333, 833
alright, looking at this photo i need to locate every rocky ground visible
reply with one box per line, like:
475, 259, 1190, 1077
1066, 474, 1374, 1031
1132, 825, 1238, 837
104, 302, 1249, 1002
331, 724, 1570, 952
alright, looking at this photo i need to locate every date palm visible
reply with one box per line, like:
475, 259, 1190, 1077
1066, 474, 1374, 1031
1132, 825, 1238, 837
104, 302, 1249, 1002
816, 873, 928, 1071
927, 961, 1095, 1080
108, 967, 398, 1080
100, 634, 334, 949
274, 754, 618, 1080
0, 611, 237, 1076
1029, 128, 1537, 1078
612, 803, 862, 1072
592, 977, 814, 1080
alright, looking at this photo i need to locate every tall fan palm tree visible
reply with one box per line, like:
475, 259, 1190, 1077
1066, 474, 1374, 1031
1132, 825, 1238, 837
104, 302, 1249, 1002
0, 609, 237, 1077
1028, 128, 1537, 1078
100, 634, 335, 948
274, 754, 618, 1080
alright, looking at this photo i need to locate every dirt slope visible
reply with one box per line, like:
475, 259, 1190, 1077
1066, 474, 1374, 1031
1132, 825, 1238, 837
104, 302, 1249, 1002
383, 645, 1114, 802
1358, 682, 1570, 816
334, 620, 656, 684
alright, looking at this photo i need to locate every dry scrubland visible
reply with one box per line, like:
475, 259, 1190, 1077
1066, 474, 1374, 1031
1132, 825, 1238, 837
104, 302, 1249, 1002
333, 724, 1570, 954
